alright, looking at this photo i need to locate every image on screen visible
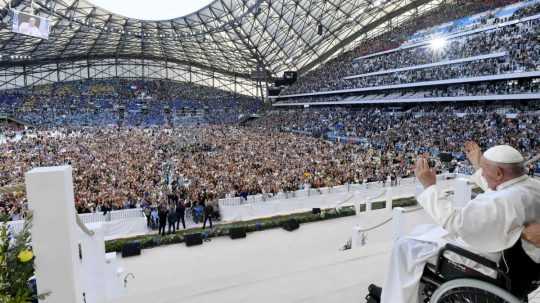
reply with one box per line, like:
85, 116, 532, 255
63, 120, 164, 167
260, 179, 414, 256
11, 10, 50, 39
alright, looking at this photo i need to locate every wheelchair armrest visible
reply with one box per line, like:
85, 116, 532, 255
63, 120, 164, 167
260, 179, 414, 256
436, 243, 498, 273
436, 243, 512, 291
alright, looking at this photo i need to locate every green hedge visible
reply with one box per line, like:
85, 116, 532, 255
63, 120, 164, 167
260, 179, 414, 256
368, 196, 417, 210
105, 196, 421, 253
105, 206, 356, 253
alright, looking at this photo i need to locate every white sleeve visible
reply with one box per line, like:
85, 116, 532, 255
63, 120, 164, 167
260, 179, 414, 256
417, 186, 523, 253
469, 168, 490, 192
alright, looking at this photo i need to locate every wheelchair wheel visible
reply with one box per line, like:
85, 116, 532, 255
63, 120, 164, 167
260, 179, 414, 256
431, 279, 522, 303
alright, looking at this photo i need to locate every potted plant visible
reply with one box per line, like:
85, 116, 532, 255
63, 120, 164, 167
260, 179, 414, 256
0, 213, 48, 303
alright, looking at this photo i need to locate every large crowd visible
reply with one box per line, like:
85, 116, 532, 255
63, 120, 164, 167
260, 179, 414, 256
1, 101, 539, 220
351, 20, 538, 75
281, 0, 540, 95
2, 1, 540, 222
0, 79, 262, 127
251, 103, 540, 157
0, 125, 408, 220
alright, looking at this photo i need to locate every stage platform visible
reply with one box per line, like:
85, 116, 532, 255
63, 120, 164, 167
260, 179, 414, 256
110, 177, 540, 303
112, 208, 434, 303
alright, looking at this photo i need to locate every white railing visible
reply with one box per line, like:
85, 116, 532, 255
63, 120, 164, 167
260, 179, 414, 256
217, 176, 433, 222
2, 175, 463, 239
4, 208, 146, 235
78, 208, 145, 224
219, 174, 465, 222
219, 177, 418, 208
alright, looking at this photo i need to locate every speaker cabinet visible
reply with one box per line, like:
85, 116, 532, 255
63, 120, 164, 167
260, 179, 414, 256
282, 219, 300, 231
229, 227, 247, 239
185, 233, 203, 247
121, 241, 141, 257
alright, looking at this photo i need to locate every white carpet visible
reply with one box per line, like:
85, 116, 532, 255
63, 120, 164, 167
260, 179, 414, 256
112, 208, 434, 303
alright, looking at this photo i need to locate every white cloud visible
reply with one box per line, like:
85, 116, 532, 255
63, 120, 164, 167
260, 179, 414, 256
88, 0, 214, 20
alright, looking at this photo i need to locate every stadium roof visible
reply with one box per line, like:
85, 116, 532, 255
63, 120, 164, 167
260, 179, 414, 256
0, 0, 441, 79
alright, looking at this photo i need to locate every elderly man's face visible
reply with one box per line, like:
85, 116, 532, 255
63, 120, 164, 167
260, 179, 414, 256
480, 157, 504, 190
29, 18, 36, 26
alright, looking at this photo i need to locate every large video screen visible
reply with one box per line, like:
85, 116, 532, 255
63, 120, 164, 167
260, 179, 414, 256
11, 10, 50, 39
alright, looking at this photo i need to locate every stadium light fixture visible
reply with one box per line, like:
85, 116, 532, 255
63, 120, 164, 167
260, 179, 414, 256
429, 37, 447, 51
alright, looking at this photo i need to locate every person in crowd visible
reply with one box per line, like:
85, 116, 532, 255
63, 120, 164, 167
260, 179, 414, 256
101, 202, 112, 221
176, 199, 186, 230
202, 201, 214, 229
150, 207, 159, 229
158, 204, 168, 236
529, 163, 537, 177
167, 191, 178, 206
167, 204, 177, 234
143, 205, 151, 228
193, 202, 204, 224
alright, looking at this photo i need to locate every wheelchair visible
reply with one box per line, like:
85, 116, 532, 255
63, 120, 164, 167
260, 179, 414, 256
420, 240, 540, 303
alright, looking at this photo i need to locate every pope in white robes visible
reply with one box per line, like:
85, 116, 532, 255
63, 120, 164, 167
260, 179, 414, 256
380, 142, 540, 303
18, 17, 41, 37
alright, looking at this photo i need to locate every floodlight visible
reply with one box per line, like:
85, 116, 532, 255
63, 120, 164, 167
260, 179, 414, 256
429, 37, 447, 50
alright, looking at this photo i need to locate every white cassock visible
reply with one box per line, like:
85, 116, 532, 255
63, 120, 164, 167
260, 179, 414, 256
18, 23, 41, 37
381, 169, 540, 303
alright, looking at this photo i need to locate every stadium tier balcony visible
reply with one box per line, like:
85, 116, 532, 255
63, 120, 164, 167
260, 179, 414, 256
273, 78, 540, 106
280, 0, 540, 97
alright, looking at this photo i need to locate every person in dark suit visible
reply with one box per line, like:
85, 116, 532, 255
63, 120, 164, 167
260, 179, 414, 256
167, 204, 176, 234
528, 164, 536, 177
101, 202, 112, 221
167, 191, 178, 205
176, 199, 186, 230
202, 201, 214, 229
158, 204, 168, 236
101, 202, 111, 215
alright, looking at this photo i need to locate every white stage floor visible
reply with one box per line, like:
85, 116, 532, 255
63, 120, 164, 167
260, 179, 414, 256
113, 208, 435, 303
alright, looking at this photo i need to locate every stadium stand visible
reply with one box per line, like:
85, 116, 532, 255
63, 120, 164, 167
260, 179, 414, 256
3, 100, 540, 220
0, 79, 262, 127
1, 1, 539, 303
2, 1, 540, 224
278, 0, 540, 97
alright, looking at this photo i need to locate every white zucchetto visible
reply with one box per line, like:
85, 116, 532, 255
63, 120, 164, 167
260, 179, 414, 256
483, 145, 524, 164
